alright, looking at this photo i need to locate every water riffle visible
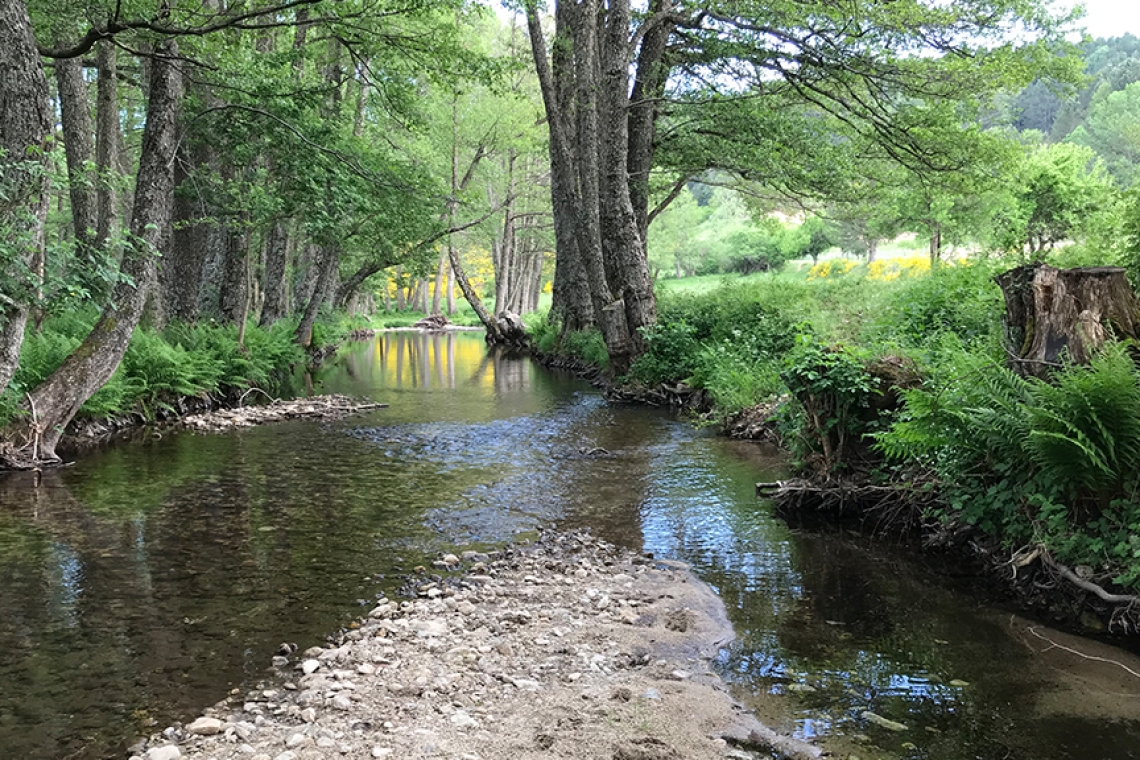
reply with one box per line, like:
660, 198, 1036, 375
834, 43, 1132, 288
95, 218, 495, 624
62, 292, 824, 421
0, 331, 1138, 760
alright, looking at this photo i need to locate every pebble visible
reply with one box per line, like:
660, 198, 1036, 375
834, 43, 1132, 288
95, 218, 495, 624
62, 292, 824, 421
861, 711, 908, 732
146, 747, 182, 760
449, 711, 479, 729
186, 717, 224, 735
136, 533, 778, 760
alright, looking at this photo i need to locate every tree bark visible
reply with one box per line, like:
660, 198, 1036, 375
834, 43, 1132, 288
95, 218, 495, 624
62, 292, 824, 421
55, 55, 97, 255
448, 243, 502, 342
0, 0, 53, 395
218, 219, 250, 325
445, 260, 455, 314
4, 39, 182, 465
94, 41, 121, 251
996, 263, 1140, 380
526, 0, 593, 333
295, 244, 338, 347
259, 219, 289, 326
627, 0, 673, 246
432, 246, 449, 316
526, 0, 661, 371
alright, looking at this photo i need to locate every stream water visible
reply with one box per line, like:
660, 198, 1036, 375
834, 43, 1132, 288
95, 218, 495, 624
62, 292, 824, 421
2, 331, 1140, 760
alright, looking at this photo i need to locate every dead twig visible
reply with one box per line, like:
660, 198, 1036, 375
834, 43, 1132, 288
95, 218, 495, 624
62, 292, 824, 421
1026, 626, 1140, 681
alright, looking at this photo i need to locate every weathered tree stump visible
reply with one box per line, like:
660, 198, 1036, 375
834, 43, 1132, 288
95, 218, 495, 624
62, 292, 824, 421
492, 310, 528, 346
995, 263, 1140, 379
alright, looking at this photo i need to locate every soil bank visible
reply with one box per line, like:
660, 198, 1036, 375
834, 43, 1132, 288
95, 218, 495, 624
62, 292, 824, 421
128, 532, 820, 760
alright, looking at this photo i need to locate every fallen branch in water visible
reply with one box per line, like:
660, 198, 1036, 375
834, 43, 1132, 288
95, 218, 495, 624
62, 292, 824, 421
1026, 625, 1140, 681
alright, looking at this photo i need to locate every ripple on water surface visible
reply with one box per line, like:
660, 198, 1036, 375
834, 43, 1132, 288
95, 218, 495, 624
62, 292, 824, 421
1, 331, 1139, 760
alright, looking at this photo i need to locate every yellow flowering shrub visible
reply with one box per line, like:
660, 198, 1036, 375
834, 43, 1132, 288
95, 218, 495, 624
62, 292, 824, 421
807, 254, 945, 282
807, 259, 860, 279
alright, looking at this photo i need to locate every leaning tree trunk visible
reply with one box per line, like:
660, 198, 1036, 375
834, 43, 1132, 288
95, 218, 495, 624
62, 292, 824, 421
448, 243, 504, 342
996, 263, 1140, 380
2, 40, 182, 466
295, 244, 338, 348
0, 0, 53, 396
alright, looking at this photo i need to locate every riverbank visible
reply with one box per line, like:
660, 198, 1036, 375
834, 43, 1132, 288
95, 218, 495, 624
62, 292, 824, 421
128, 531, 822, 760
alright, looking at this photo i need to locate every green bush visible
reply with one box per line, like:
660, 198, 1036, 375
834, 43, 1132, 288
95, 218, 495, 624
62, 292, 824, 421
875, 262, 1004, 349
630, 284, 798, 386
522, 311, 609, 368
780, 334, 876, 472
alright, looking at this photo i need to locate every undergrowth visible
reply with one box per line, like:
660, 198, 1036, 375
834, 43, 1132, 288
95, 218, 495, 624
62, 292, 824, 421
0, 314, 305, 426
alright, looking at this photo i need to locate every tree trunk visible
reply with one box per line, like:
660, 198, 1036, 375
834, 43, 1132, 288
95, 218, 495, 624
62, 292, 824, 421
218, 220, 249, 325
996, 263, 1140, 380
295, 244, 338, 347
432, 246, 449, 316
294, 242, 319, 314
526, 0, 593, 334
0, 0, 52, 395
94, 41, 121, 251
3, 39, 182, 465
445, 261, 455, 314
448, 244, 503, 342
928, 221, 942, 267
627, 0, 673, 245
259, 219, 289, 326
55, 55, 96, 255
526, 0, 661, 371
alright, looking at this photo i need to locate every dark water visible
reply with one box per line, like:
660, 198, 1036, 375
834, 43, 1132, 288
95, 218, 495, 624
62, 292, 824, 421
2, 330, 1139, 760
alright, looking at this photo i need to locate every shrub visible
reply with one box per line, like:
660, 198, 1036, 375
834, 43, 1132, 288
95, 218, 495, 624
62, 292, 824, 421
877, 344, 1140, 588
780, 334, 876, 473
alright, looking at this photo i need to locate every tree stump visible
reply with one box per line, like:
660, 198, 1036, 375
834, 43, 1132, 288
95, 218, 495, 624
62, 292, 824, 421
995, 263, 1140, 379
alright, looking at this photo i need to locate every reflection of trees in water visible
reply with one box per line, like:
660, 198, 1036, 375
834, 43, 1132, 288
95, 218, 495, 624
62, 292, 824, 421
0, 424, 466, 760
0, 468, 252, 759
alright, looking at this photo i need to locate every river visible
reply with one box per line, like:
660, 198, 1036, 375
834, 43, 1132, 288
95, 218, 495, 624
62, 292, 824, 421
1, 330, 1139, 760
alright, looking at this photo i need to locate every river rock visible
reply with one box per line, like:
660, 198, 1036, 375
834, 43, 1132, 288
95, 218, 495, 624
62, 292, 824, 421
862, 711, 908, 732
449, 711, 478, 729
186, 717, 224, 735
146, 747, 182, 760
138, 530, 826, 760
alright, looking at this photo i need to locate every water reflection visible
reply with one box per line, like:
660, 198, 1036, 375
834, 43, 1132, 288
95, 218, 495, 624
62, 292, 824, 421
0, 332, 1139, 760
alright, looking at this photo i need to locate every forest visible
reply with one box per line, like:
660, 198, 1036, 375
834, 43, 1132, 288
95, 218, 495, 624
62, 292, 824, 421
5, 0, 1140, 616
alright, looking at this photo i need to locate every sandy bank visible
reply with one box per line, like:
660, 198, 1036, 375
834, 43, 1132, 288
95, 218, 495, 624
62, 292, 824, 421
129, 532, 820, 760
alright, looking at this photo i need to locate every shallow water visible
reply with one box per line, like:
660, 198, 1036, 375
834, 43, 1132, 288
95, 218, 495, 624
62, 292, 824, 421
1, 330, 1138, 760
